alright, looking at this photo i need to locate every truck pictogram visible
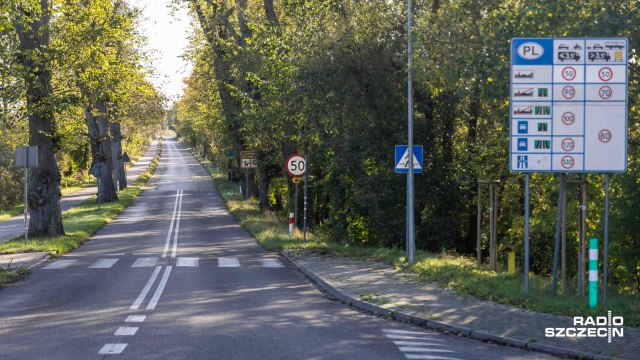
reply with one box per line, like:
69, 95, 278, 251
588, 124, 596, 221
588, 51, 611, 62
558, 51, 580, 62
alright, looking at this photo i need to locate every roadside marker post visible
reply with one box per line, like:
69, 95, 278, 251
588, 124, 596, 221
286, 154, 307, 241
289, 213, 294, 237
589, 238, 598, 308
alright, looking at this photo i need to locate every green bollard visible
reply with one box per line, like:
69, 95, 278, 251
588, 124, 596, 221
589, 238, 598, 308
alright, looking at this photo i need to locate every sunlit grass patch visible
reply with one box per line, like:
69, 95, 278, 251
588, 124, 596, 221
0, 187, 141, 256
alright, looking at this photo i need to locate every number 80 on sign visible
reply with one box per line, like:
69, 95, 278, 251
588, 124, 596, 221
286, 154, 307, 178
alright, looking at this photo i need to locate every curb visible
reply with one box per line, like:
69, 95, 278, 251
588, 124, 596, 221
280, 250, 617, 360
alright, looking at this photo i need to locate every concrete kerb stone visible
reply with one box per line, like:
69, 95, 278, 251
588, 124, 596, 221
280, 250, 619, 360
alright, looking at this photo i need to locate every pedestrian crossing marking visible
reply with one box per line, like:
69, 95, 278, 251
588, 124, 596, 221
176, 257, 198, 267
383, 329, 459, 360
89, 259, 118, 269
218, 257, 240, 267
131, 257, 159, 267
43, 260, 78, 270
259, 259, 284, 268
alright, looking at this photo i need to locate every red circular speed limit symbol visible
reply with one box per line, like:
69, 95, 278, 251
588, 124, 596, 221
561, 155, 575, 169
599, 86, 613, 99
286, 154, 307, 178
598, 67, 613, 82
561, 138, 575, 151
562, 66, 577, 81
562, 86, 576, 99
562, 111, 575, 125
598, 129, 612, 143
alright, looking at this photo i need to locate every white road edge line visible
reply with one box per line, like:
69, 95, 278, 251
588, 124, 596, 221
171, 190, 182, 258
147, 266, 172, 310
162, 191, 180, 258
399, 347, 456, 353
130, 266, 162, 310
404, 354, 462, 360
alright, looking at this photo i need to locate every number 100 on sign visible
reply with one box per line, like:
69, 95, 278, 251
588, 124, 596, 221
286, 154, 307, 178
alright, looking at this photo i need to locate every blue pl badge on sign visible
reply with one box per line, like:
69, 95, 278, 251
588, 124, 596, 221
395, 145, 423, 173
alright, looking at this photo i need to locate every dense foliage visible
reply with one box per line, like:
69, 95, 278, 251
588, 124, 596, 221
174, 0, 640, 295
0, 0, 164, 234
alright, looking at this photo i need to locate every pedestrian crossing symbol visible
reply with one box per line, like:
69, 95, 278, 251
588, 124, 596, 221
395, 145, 424, 173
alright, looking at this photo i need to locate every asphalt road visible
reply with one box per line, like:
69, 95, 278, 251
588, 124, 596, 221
0, 138, 556, 359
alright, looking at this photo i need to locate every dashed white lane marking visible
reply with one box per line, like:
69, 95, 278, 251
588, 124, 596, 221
176, 257, 198, 267
393, 341, 442, 346
404, 355, 461, 360
88, 259, 118, 269
162, 190, 181, 258
125, 315, 146, 323
132, 257, 159, 267
130, 266, 162, 310
98, 343, 127, 355
133, 253, 156, 256
171, 191, 182, 258
384, 329, 435, 336
399, 347, 455, 353
259, 259, 284, 268
146, 266, 172, 310
115, 327, 139, 336
43, 260, 78, 269
218, 257, 240, 267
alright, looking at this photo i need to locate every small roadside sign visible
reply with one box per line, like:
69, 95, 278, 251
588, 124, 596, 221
286, 154, 306, 178
14, 146, 38, 168
91, 162, 106, 177
395, 145, 423, 173
122, 152, 131, 163
240, 151, 257, 169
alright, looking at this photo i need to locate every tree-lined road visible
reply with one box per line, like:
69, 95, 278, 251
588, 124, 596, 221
0, 138, 554, 359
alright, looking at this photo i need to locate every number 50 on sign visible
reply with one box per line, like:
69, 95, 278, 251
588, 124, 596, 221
286, 154, 306, 178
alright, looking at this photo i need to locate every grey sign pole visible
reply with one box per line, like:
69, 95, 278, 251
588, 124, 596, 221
603, 174, 610, 304
294, 181, 298, 233
406, 0, 415, 264
23, 164, 28, 245
15, 146, 38, 245
524, 173, 530, 295
303, 154, 308, 242
552, 174, 564, 296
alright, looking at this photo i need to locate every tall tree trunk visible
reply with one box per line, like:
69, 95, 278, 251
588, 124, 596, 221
110, 122, 126, 190
15, 0, 65, 236
85, 100, 118, 202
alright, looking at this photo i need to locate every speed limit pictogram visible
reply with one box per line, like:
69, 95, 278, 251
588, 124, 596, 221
599, 86, 613, 99
562, 66, 576, 81
598, 67, 613, 82
561, 111, 575, 125
598, 129, 612, 143
561, 156, 575, 169
562, 86, 576, 99
286, 154, 307, 177
561, 138, 575, 151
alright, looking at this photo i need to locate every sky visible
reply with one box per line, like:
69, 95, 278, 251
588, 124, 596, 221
128, 0, 193, 102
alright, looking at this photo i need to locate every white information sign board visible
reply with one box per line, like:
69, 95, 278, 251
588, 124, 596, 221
510, 38, 628, 172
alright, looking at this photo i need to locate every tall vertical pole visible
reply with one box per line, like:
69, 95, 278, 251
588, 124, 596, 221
24, 165, 28, 245
603, 174, 610, 304
580, 181, 588, 297
303, 154, 308, 242
489, 183, 494, 271
561, 179, 567, 295
294, 181, 299, 233
476, 181, 482, 270
245, 169, 249, 200
524, 174, 530, 295
406, 0, 415, 264
493, 185, 499, 270
552, 174, 564, 296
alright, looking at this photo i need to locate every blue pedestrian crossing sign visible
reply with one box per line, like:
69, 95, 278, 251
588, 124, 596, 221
395, 145, 423, 173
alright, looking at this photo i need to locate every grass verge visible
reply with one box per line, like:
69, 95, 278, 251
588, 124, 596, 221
190, 150, 639, 328
0, 267, 30, 286
0, 187, 141, 255
133, 139, 162, 186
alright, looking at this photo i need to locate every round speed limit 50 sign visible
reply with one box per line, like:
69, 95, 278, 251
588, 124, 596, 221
286, 154, 306, 178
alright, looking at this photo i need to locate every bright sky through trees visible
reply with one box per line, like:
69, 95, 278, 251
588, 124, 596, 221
128, 0, 192, 101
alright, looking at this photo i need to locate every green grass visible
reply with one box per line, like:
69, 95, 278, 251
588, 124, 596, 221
133, 139, 162, 186
0, 187, 141, 255
0, 266, 30, 286
189, 150, 640, 329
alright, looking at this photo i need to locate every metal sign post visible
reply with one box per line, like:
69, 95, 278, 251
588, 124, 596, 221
14, 146, 38, 245
91, 162, 106, 210
303, 154, 309, 242
406, 0, 415, 264
524, 174, 531, 295
552, 174, 565, 296
603, 174, 610, 304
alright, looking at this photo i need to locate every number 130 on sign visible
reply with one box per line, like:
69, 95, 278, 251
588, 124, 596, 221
286, 154, 307, 178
